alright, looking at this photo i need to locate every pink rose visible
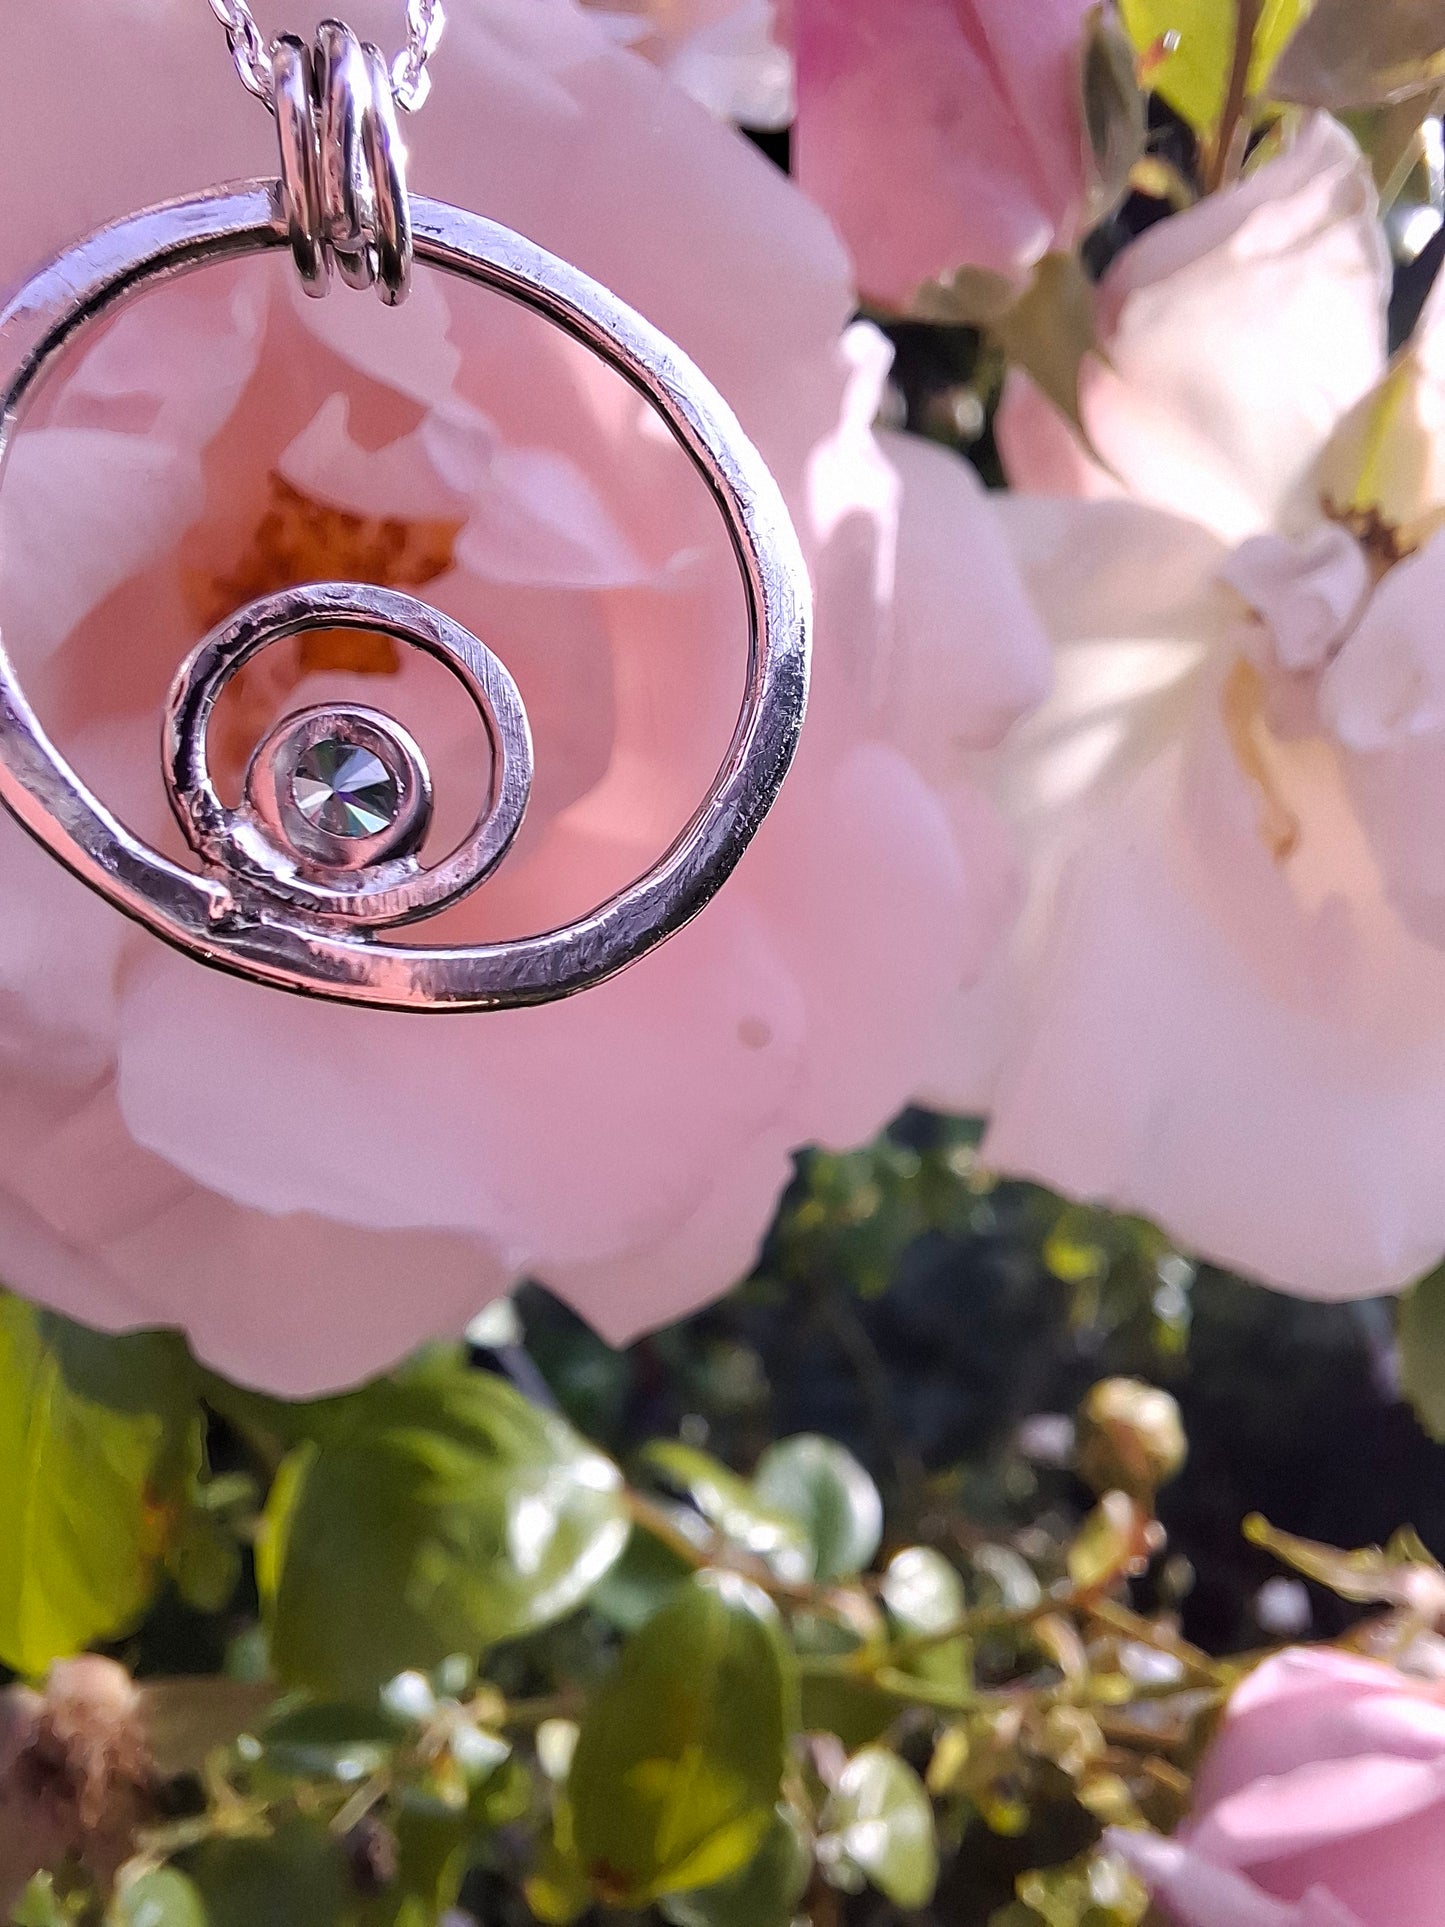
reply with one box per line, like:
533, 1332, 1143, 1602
1112, 1648, 1445, 1927
0, 0, 1049, 1393
792, 0, 1097, 304
927, 115, 1445, 1302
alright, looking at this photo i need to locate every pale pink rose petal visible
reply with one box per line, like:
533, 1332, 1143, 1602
742, 740, 970, 1146
962, 497, 1221, 864
423, 570, 618, 847
945, 490, 1445, 1303
452, 438, 653, 590
0, 1078, 172, 1339
1256, 1803, 1445, 1925
48, 268, 269, 446
278, 389, 653, 590
546, 1133, 797, 1342
793, 0, 1093, 301
0, 429, 203, 661
1190, 1756, 1445, 1868
0, 1073, 503, 1396
918, 497, 1224, 1116
0, 2, 257, 289
1194, 1653, 1445, 1816
1130, 1651, 1445, 1927
286, 260, 464, 411
1324, 532, 1445, 747
1224, 528, 1371, 677
113, 875, 807, 1267
1323, 532, 1445, 943
0, 813, 124, 1084
2, 269, 264, 674
586, 0, 794, 128
998, 116, 1390, 543
433, 0, 853, 477
977, 690, 1445, 1300
1222, 527, 1371, 741
1107, 1831, 1364, 1927
992, 375, 1120, 505
278, 396, 471, 525
876, 429, 1053, 769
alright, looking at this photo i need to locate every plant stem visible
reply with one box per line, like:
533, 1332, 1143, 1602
1205, 0, 1263, 193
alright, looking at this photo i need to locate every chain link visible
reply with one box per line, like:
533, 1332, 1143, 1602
206, 0, 447, 113
391, 0, 447, 111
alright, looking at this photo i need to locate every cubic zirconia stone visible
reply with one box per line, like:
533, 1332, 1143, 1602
290, 739, 400, 840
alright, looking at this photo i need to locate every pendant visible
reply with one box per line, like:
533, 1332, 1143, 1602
0, 21, 810, 1011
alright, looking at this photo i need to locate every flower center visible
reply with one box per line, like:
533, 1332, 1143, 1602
186, 475, 464, 787
1223, 658, 1300, 864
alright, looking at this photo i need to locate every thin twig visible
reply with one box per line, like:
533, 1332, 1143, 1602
1204, 0, 1263, 193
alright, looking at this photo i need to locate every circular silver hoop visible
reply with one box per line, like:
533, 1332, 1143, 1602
0, 185, 812, 1011
165, 583, 532, 927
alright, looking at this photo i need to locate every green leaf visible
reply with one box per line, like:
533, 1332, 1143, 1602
13, 1877, 80, 1927
1269, 0, 1445, 106
1120, 0, 1309, 133
0, 1295, 199, 1676
589, 1510, 699, 1632
661, 1808, 812, 1927
796, 1611, 900, 1750
799, 1672, 900, 1751
358, 1805, 473, 1927
184, 1822, 350, 1927
526, 1812, 592, 1927
882, 1547, 971, 1692
822, 1747, 938, 1911
569, 1572, 795, 1906
112, 1869, 209, 1927
991, 255, 1105, 449
1082, 3, 1149, 221
166, 1511, 242, 1616
256, 1358, 629, 1697
261, 1701, 407, 1781
1067, 1493, 1152, 1591
752, 1436, 882, 1583
643, 1442, 811, 1582
1400, 1265, 1445, 1440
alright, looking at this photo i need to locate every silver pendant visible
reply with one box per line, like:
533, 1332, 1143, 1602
0, 22, 810, 1011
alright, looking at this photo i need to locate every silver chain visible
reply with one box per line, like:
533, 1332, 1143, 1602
207, 0, 447, 113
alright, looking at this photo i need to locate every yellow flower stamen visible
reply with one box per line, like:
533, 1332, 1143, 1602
1222, 656, 1300, 864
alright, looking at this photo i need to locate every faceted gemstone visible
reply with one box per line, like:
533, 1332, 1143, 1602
290, 738, 400, 840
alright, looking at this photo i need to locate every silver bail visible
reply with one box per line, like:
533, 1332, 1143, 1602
274, 19, 413, 305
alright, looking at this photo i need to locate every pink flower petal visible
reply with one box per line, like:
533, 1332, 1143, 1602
876, 428, 1053, 768
546, 1133, 796, 1343
793, 0, 1093, 299
113, 875, 808, 1269
1191, 1755, 1445, 1868
999, 116, 1390, 543
1108, 1830, 1363, 1927
1323, 533, 1445, 946
0, 428, 202, 661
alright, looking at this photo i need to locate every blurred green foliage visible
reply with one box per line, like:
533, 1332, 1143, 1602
4, 1104, 1443, 1927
